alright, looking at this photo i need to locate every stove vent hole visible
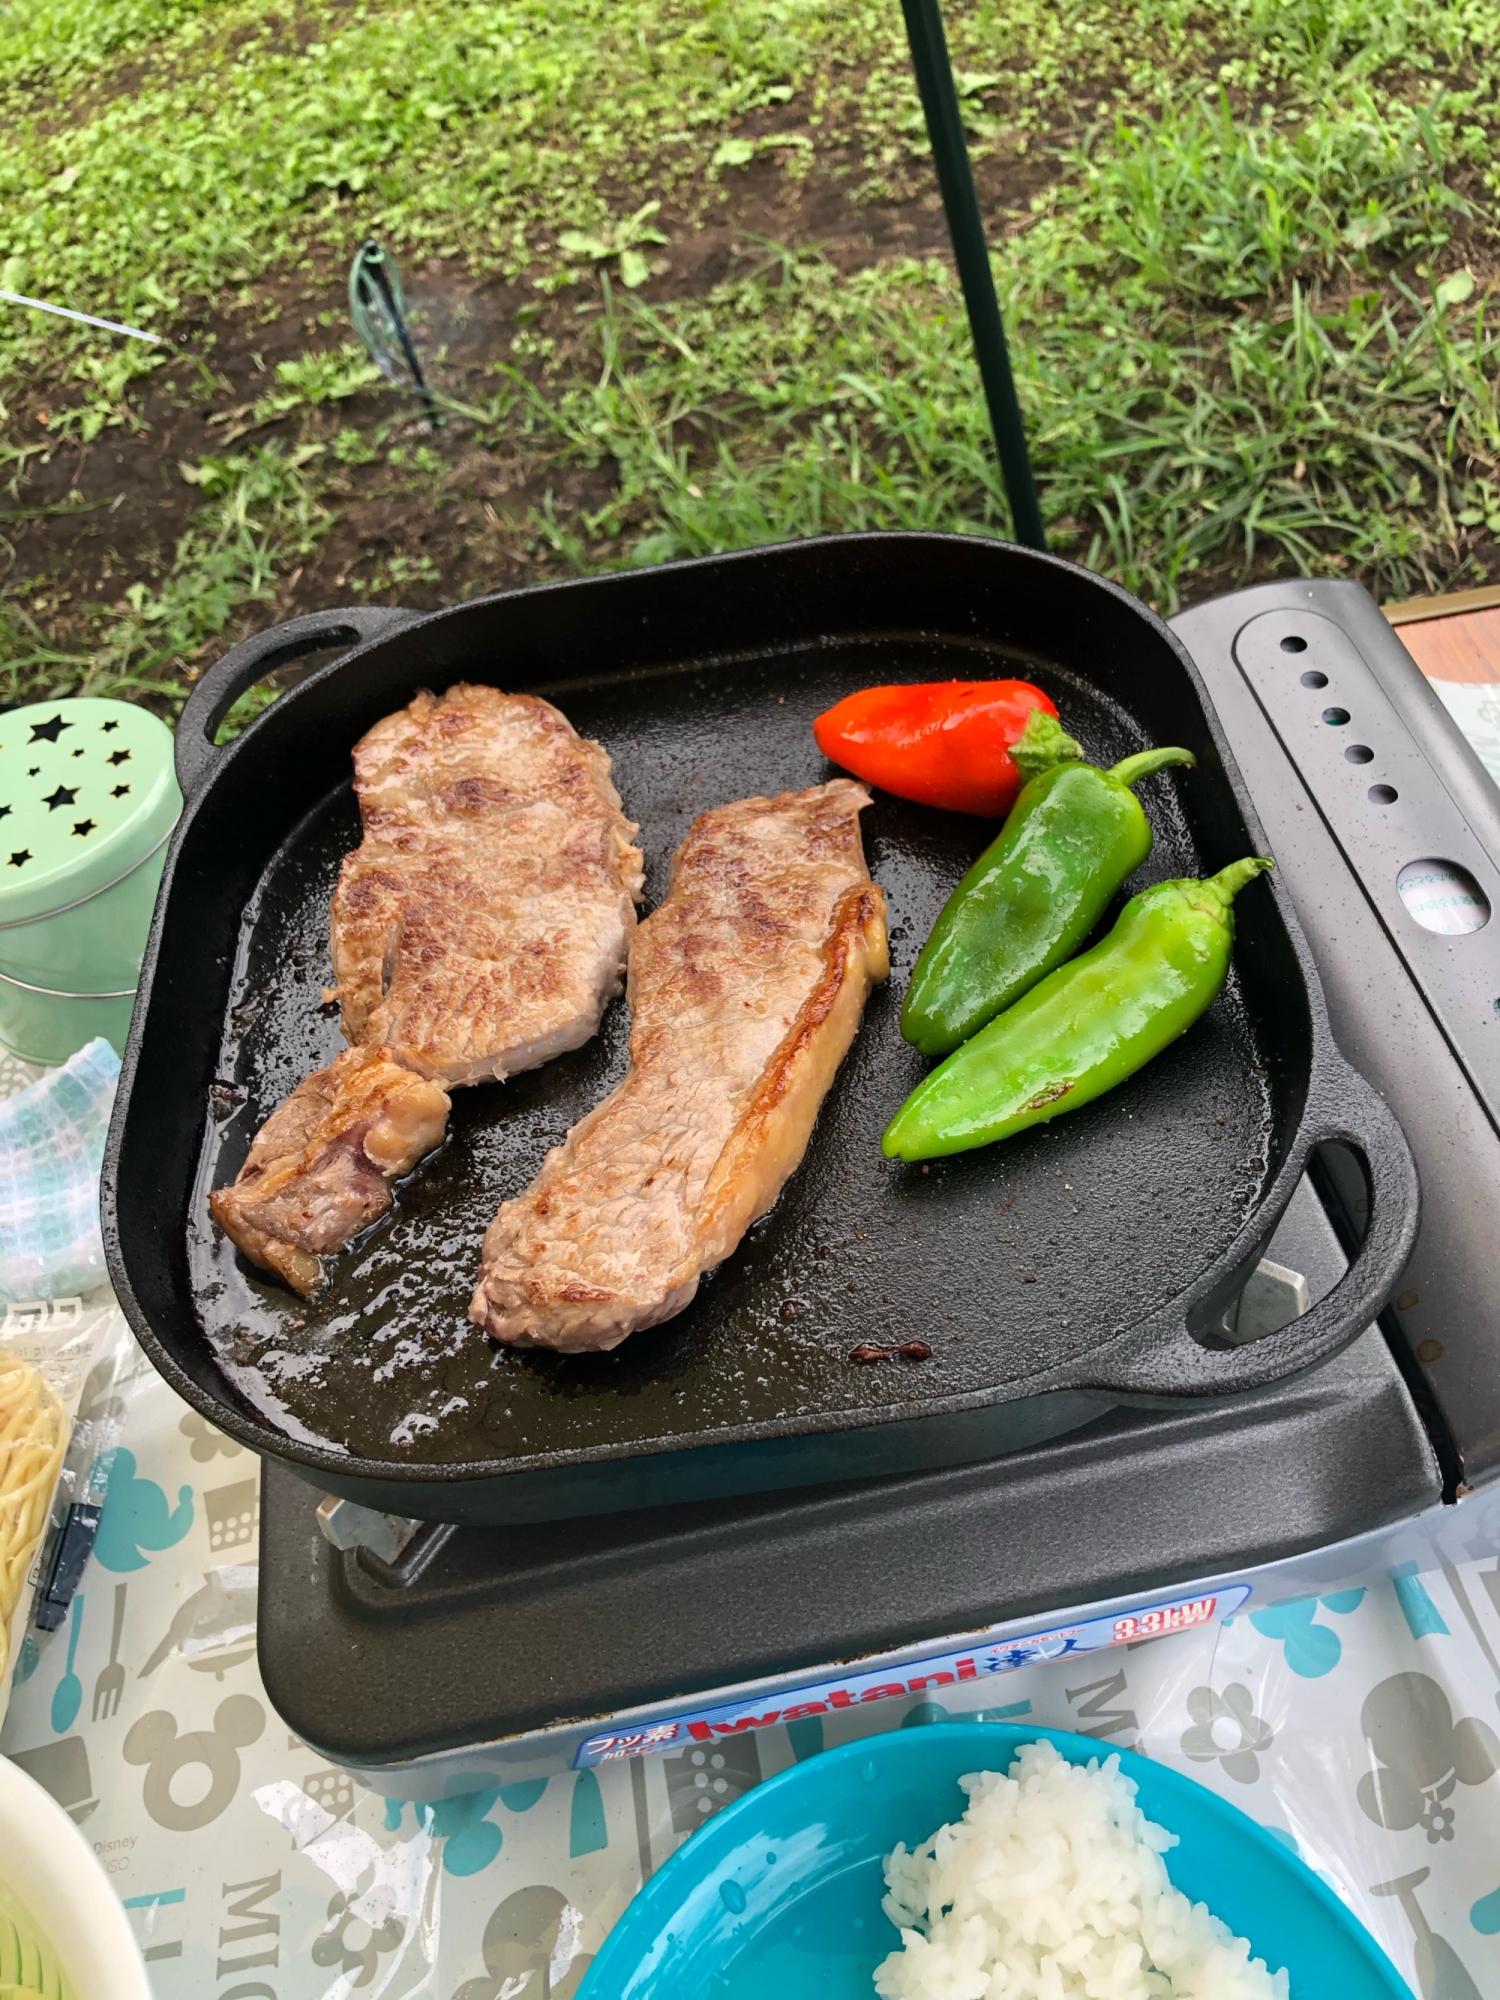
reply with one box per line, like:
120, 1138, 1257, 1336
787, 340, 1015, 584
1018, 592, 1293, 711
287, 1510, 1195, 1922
1322, 706, 1350, 725
1281, 635, 1308, 653
1345, 744, 1374, 764
1397, 858, 1489, 935
1368, 784, 1398, 806
1300, 670, 1328, 689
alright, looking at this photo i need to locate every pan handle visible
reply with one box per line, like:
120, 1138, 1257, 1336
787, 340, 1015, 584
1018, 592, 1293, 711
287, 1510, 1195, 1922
1075, 1054, 1419, 1399
174, 605, 421, 800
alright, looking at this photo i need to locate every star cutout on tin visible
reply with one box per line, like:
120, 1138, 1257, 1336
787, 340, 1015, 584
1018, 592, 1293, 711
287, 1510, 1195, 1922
106, 749, 131, 766
7, 850, 31, 868
0, 806, 9, 821
110, 783, 131, 798
28, 715, 70, 743
42, 785, 78, 811
72, 819, 97, 837
101, 720, 119, 732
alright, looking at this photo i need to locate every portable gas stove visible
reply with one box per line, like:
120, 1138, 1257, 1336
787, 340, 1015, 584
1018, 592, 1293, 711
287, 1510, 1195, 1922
254, 575, 1500, 1800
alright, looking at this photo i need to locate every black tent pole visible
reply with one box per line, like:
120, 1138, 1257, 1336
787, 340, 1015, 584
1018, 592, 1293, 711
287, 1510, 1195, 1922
898, 0, 1047, 550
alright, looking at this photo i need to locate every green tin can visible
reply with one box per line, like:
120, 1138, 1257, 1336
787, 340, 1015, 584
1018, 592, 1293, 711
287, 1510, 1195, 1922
0, 697, 180, 1065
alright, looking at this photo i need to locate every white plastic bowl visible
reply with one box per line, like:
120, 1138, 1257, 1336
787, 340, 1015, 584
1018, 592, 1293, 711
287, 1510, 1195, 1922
0, 1753, 150, 1999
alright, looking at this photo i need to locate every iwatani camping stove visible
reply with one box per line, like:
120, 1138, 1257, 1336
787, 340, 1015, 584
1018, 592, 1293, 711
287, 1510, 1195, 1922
256, 576, 1500, 1801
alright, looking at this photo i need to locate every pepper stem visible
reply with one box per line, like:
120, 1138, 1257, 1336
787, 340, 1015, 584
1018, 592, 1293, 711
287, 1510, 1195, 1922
1205, 855, 1275, 906
1011, 708, 1083, 782
1110, 745, 1196, 788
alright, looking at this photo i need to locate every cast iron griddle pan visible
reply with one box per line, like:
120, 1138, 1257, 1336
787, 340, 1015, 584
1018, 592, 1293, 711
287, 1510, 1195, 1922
103, 534, 1418, 1524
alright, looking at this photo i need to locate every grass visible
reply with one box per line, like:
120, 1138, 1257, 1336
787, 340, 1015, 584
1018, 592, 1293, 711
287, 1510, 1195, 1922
0, 0, 850, 352
0, 0, 1496, 709
496, 76, 1498, 605
506, 251, 1500, 607
0, 440, 333, 709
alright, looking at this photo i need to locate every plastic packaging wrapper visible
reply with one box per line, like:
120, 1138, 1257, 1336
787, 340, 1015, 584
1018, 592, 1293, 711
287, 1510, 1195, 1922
2, 1334, 1497, 1999
0, 1293, 119, 1732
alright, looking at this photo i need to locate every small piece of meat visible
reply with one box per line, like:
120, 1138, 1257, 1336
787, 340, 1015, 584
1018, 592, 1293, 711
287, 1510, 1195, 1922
209, 1048, 451, 1297
331, 683, 644, 1084
470, 779, 889, 1352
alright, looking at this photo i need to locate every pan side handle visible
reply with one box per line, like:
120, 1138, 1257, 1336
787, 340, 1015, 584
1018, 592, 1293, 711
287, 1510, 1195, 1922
174, 606, 421, 799
1074, 1056, 1420, 1399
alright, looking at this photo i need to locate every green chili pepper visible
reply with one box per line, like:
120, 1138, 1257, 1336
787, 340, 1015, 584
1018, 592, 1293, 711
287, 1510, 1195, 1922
901, 709, 1197, 1058
883, 856, 1274, 1162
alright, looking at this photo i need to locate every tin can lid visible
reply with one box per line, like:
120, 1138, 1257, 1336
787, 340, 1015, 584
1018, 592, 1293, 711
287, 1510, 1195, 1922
0, 697, 181, 926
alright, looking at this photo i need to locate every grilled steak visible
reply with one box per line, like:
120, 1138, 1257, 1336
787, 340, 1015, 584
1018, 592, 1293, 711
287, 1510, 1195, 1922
212, 682, 643, 1295
331, 683, 644, 1084
470, 779, 889, 1351
209, 1047, 450, 1296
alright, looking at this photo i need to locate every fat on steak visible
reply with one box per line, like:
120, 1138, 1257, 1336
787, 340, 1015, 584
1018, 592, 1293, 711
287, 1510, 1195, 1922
331, 683, 645, 1084
212, 683, 643, 1295
470, 779, 889, 1352
208, 1047, 451, 1296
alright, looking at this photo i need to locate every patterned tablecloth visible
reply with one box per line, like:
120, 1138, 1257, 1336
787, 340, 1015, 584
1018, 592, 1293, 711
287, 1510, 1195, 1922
1, 1287, 1498, 2000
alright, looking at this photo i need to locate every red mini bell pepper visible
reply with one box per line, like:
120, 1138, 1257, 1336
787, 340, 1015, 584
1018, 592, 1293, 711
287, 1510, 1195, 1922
813, 679, 1058, 817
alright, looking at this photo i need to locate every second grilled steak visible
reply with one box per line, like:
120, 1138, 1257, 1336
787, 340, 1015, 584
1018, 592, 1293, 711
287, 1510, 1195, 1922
212, 682, 644, 1296
470, 779, 889, 1352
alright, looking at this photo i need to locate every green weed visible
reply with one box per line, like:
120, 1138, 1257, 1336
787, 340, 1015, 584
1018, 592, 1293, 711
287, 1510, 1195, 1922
1069, 90, 1465, 301
205, 344, 384, 444
557, 205, 671, 292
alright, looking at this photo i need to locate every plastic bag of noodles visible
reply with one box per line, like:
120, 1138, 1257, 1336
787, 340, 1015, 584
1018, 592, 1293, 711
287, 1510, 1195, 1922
0, 1296, 115, 1726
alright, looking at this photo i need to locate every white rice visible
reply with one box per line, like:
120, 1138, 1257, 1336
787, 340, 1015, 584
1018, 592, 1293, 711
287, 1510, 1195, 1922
873, 1739, 1290, 2000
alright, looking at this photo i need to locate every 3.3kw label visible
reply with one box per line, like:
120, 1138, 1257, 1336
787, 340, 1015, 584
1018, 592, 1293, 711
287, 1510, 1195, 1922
574, 1583, 1252, 1766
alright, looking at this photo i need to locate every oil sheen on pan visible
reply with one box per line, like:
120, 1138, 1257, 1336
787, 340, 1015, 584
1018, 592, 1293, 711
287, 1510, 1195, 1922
186, 642, 1275, 1466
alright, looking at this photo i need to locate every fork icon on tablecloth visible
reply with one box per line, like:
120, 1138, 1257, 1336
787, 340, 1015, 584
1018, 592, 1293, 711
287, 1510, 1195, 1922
92, 1583, 127, 1721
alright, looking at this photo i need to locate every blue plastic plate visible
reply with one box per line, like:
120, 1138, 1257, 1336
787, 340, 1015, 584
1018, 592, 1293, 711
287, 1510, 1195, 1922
577, 1723, 1412, 1998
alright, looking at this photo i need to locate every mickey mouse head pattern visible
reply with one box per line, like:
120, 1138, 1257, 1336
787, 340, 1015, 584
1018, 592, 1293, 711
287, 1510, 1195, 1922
1358, 1673, 1500, 1843
123, 1694, 264, 1831
311, 1890, 404, 1989
451, 1885, 591, 2000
